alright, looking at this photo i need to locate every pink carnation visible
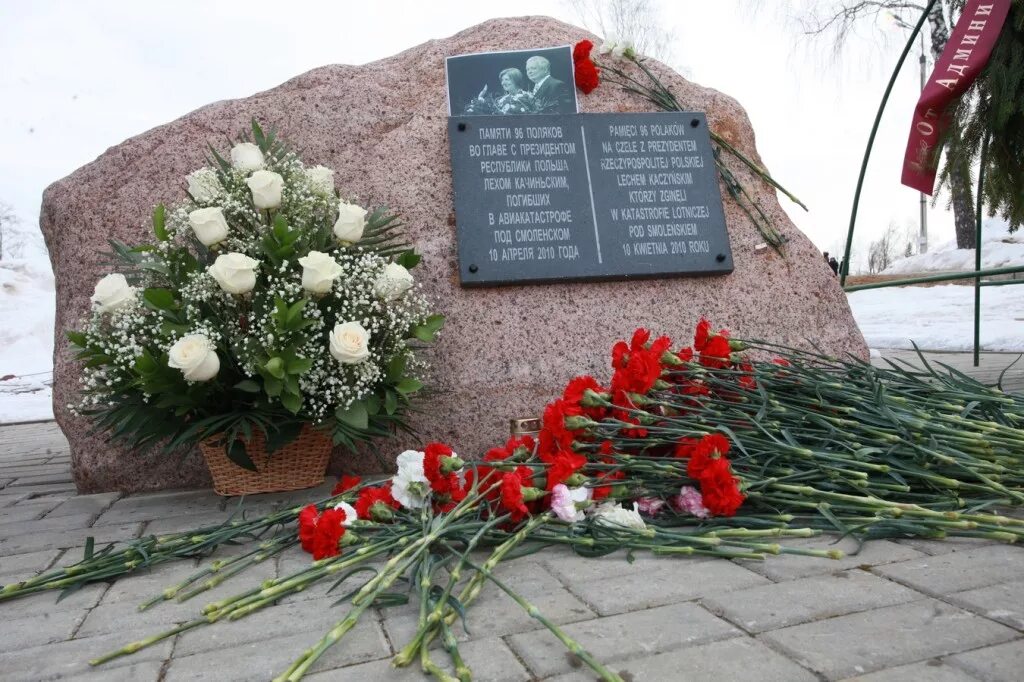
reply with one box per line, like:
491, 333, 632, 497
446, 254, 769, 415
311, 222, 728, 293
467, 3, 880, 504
672, 485, 710, 518
635, 497, 667, 516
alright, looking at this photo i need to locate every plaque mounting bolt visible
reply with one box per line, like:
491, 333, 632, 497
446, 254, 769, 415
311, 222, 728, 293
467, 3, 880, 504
716, 253, 726, 262
690, 118, 700, 128
468, 264, 478, 273
457, 122, 467, 131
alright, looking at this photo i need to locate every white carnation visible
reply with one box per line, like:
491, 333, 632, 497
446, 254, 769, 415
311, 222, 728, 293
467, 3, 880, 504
334, 501, 358, 526
391, 450, 429, 509
592, 502, 647, 530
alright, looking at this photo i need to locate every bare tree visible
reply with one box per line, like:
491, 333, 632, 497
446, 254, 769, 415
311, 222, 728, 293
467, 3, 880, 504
867, 222, 904, 273
0, 203, 45, 260
795, 1, 978, 249
563, 0, 676, 63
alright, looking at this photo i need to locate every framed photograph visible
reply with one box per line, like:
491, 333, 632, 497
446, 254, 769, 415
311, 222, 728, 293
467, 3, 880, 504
445, 45, 579, 117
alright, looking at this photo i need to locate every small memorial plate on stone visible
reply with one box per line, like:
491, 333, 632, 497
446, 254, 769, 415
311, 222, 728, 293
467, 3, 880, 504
449, 111, 733, 286
445, 46, 579, 116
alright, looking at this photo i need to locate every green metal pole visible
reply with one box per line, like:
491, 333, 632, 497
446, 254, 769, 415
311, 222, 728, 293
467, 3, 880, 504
840, 0, 938, 286
843, 264, 1024, 292
974, 132, 990, 367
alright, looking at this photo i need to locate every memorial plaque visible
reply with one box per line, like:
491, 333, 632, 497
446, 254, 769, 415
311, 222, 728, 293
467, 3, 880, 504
449, 112, 732, 286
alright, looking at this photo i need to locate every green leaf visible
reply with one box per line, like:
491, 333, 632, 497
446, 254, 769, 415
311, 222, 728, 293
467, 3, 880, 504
226, 439, 258, 472
395, 250, 421, 270
159, 322, 191, 337
384, 389, 398, 416
66, 331, 88, 347
395, 378, 423, 395
286, 357, 313, 375
143, 288, 176, 312
83, 536, 95, 561
386, 355, 407, 383
234, 380, 261, 393
273, 215, 289, 242
364, 394, 382, 416
263, 376, 283, 397
336, 402, 369, 430
133, 352, 158, 375
412, 314, 445, 342
264, 357, 285, 380
152, 204, 168, 241
280, 392, 303, 414
285, 299, 308, 327
252, 119, 266, 149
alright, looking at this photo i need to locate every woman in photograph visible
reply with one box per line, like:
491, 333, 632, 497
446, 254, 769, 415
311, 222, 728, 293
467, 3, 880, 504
495, 67, 535, 114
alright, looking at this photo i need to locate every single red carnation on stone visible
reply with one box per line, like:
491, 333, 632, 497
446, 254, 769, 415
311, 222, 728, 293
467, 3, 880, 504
423, 442, 455, 494
298, 504, 319, 554
331, 475, 362, 496
297, 505, 348, 560
694, 318, 712, 351
573, 39, 595, 63
575, 61, 601, 94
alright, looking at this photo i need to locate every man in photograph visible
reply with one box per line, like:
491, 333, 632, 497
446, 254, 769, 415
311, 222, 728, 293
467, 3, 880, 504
525, 55, 572, 113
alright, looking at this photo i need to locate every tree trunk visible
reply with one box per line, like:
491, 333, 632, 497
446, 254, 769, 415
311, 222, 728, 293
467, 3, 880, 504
930, 3, 977, 249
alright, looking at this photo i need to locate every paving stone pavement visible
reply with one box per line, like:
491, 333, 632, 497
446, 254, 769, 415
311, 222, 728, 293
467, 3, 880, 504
0, 420, 1023, 680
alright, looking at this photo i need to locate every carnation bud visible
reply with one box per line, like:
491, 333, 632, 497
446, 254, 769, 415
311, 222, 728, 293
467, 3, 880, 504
564, 473, 587, 487
625, 392, 652, 406
369, 501, 395, 523
520, 486, 545, 502
581, 389, 611, 407
728, 339, 747, 352
610, 484, 629, 498
440, 456, 464, 474
653, 379, 672, 391
340, 531, 361, 546
661, 352, 685, 367
509, 445, 532, 460
564, 415, 597, 430
406, 480, 428, 498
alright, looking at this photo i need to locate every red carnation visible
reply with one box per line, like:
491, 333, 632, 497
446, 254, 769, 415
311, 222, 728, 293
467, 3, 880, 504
423, 442, 456, 494
698, 458, 745, 517
563, 375, 607, 420
545, 450, 587, 490
694, 318, 712, 351
354, 483, 399, 521
673, 437, 700, 459
573, 39, 594, 63
538, 398, 583, 459
499, 467, 533, 522
297, 505, 348, 560
686, 433, 730, 480
700, 334, 733, 369
591, 468, 625, 501
331, 475, 362, 496
772, 358, 791, 367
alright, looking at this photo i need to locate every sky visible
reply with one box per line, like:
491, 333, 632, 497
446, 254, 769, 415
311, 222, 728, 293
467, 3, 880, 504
0, 0, 957, 268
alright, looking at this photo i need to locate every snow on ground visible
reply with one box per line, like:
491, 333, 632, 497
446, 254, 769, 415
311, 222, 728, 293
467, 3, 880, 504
849, 284, 1024, 352
884, 217, 1024, 274
0, 258, 55, 423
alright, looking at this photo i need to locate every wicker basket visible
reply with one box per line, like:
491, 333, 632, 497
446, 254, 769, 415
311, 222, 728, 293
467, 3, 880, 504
199, 423, 332, 496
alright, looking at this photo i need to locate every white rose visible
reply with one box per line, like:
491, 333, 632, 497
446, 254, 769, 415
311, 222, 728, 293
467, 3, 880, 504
329, 321, 370, 364
167, 334, 220, 382
298, 251, 344, 294
186, 168, 222, 203
306, 165, 335, 195
209, 252, 259, 295
333, 202, 367, 243
372, 262, 414, 301
245, 170, 284, 210
90, 273, 136, 314
230, 142, 264, 171
188, 207, 229, 247
391, 450, 429, 509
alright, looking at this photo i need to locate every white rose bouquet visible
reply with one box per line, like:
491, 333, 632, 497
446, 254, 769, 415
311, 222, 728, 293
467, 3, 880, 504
68, 121, 443, 470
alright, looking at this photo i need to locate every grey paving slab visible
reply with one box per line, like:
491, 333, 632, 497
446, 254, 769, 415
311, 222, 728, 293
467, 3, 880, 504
0, 607, 88, 653
507, 602, 742, 678
0, 504, 54, 524
382, 559, 596, 645
761, 599, 1019, 680
895, 536, 1001, 556
702, 569, 921, 633
841, 659, 979, 681
0, 521, 142, 555
552, 557, 770, 616
948, 579, 1024, 631
0, 548, 61, 581
547, 634, 819, 682
174, 593, 385, 658
0, 582, 107, 621
948, 639, 1024, 681
304, 636, 532, 681
540, 544, 713, 582
166, 627, 390, 681
0, 631, 172, 682
7, 472, 75, 487
736, 536, 926, 582
0, 513, 100, 537
54, 660, 163, 682
95, 493, 226, 525
42, 491, 122, 519
873, 545, 1023, 596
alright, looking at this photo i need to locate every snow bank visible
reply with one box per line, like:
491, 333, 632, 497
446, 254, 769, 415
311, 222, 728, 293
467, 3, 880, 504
883, 218, 1024, 274
0, 257, 55, 422
849, 283, 1024, 352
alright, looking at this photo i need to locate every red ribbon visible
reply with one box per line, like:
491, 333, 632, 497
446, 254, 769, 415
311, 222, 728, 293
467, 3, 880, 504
901, 1, 1011, 194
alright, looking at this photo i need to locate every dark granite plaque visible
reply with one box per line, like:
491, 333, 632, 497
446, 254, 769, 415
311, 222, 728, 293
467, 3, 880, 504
449, 112, 732, 286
